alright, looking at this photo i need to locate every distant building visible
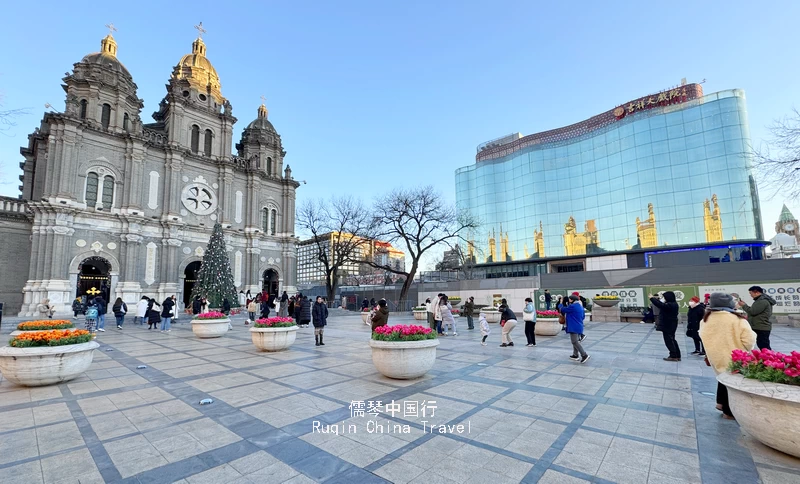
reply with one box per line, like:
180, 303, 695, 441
438, 249, 461, 270
296, 232, 405, 286
776, 205, 799, 244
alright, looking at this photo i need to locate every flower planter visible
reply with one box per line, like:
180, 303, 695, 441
412, 310, 427, 321
484, 311, 501, 323
535, 318, 562, 336
718, 372, 800, 458
592, 299, 620, 308
369, 338, 440, 380
0, 341, 100, 386
191, 318, 230, 338
361, 312, 370, 324
250, 326, 297, 352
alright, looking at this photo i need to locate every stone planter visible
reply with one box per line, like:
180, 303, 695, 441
0, 341, 100, 387
718, 372, 800, 458
369, 338, 440, 379
10, 328, 76, 337
250, 326, 298, 352
361, 312, 370, 324
191, 318, 230, 338
484, 311, 501, 323
535, 318, 562, 336
592, 299, 620, 308
412, 310, 427, 321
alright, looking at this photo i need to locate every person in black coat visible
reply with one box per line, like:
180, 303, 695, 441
686, 296, 705, 355
361, 298, 369, 310
300, 296, 312, 327
222, 298, 231, 315
191, 296, 201, 315
650, 291, 681, 361
312, 296, 329, 346
147, 308, 161, 330
260, 298, 271, 319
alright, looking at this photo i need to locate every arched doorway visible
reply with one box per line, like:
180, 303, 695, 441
184, 261, 202, 307
263, 269, 279, 298
78, 257, 111, 302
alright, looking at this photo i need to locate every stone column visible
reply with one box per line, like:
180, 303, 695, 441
116, 234, 143, 304
157, 238, 181, 302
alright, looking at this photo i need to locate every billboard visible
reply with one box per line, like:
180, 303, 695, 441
571, 288, 646, 309
644, 285, 699, 313
699, 283, 800, 314
533, 288, 569, 311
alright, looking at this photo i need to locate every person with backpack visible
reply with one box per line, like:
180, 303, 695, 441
112, 297, 128, 330
313, 296, 328, 346
84, 298, 99, 334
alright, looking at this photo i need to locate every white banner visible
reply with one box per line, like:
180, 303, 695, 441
699, 283, 800, 314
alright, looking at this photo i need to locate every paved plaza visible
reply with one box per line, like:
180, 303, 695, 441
1, 312, 800, 484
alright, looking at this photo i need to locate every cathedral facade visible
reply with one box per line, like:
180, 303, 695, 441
12, 31, 299, 316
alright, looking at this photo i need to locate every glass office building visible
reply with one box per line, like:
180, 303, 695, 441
456, 85, 764, 266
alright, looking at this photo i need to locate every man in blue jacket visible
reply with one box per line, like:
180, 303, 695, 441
560, 295, 590, 363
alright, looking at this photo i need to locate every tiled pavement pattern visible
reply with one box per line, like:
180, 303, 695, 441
2, 312, 800, 483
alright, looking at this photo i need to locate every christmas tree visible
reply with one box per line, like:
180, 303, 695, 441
191, 223, 239, 309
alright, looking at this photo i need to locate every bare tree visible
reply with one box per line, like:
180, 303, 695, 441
753, 108, 800, 200
296, 196, 375, 303
365, 186, 479, 307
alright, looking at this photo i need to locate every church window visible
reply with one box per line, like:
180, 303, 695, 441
267, 157, 272, 175
85, 172, 99, 207
101, 103, 111, 129
204, 129, 213, 156
262, 208, 269, 233
79, 100, 87, 120
123, 113, 130, 132
190, 125, 200, 153
270, 209, 277, 236
102, 176, 114, 209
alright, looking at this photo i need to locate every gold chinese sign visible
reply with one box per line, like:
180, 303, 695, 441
613, 87, 688, 119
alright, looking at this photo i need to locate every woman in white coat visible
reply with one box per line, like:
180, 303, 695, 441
135, 296, 149, 325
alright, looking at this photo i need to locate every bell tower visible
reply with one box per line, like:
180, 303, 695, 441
776, 204, 799, 243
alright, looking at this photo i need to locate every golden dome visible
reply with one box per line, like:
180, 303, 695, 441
80, 34, 133, 79
172, 37, 224, 103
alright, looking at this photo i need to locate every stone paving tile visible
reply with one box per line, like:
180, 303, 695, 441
2, 313, 800, 483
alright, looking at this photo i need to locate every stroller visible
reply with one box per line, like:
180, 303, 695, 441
85, 305, 99, 334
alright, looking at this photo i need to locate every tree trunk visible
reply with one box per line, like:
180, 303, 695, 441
397, 263, 418, 310
326, 269, 338, 306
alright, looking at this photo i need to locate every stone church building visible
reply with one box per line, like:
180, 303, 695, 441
2, 31, 299, 316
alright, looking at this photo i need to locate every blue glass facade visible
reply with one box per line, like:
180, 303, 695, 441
456, 89, 763, 263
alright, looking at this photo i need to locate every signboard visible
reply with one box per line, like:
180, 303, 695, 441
534, 289, 569, 311
645, 285, 699, 313
699, 283, 800, 314
571, 288, 646, 309
613, 87, 689, 119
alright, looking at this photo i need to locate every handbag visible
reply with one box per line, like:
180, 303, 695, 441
558, 313, 566, 325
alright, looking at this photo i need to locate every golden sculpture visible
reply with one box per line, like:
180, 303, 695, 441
499, 225, 511, 262
563, 217, 599, 256
524, 243, 530, 259
467, 239, 476, 262
487, 230, 497, 263
704, 194, 723, 242
636, 203, 658, 248
534, 221, 545, 258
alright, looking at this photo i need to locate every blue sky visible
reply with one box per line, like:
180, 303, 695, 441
1, 0, 798, 246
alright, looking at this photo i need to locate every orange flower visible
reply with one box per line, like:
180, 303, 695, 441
17, 320, 74, 330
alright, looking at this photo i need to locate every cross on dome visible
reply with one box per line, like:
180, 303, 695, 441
194, 21, 206, 39
105, 23, 117, 36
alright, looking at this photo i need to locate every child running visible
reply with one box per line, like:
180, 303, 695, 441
479, 312, 490, 346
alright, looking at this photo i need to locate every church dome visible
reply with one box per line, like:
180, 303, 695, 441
80, 34, 132, 79
172, 37, 224, 103
246, 104, 277, 132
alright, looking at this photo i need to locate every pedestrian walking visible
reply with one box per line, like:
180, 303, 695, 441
160, 296, 175, 332
371, 299, 389, 330
561, 295, 589, 363
94, 295, 107, 332
84, 298, 98, 334
650, 291, 681, 361
313, 296, 328, 346
440, 296, 457, 336
238, 291, 246, 308
280, 291, 289, 317
479, 312, 490, 346
192, 296, 202, 315
544, 290, 552, 310
37, 298, 56, 319
433, 293, 444, 335
464, 296, 475, 330
72, 296, 83, 319
687, 296, 706, 355
523, 297, 536, 347
499, 303, 517, 347
222, 298, 231, 316
424, 298, 435, 330
737, 286, 776, 350
135, 296, 149, 325
112, 297, 128, 330
699, 293, 757, 420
